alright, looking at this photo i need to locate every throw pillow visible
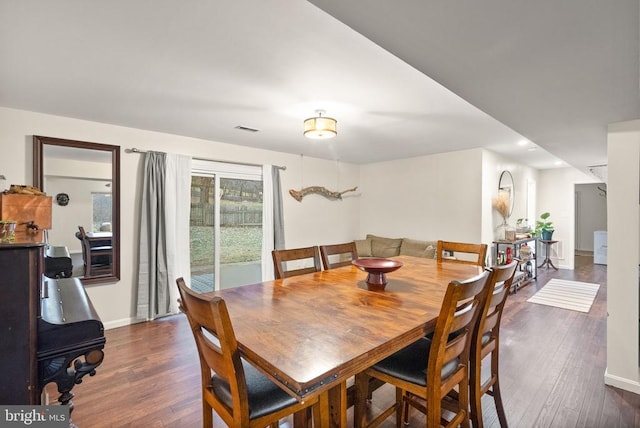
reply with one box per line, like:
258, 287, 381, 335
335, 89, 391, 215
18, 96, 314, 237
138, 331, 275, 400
367, 234, 402, 258
354, 239, 372, 257
423, 244, 436, 259
400, 238, 436, 257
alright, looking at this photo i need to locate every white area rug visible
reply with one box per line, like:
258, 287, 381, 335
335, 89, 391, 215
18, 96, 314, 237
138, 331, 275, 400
527, 279, 600, 313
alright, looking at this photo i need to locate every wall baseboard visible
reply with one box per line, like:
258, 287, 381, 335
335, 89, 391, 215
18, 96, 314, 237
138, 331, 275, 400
103, 317, 142, 330
604, 369, 640, 394
102, 312, 182, 330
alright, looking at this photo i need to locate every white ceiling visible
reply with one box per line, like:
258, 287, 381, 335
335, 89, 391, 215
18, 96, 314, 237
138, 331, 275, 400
1, 1, 637, 173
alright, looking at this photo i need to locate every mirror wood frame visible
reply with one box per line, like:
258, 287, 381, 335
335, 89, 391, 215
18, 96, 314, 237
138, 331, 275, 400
33, 135, 121, 285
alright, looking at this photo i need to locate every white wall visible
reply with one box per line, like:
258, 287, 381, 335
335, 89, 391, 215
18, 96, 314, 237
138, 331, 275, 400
605, 121, 640, 394
283, 156, 361, 249
0, 107, 360, 328
358, 149, 484, 242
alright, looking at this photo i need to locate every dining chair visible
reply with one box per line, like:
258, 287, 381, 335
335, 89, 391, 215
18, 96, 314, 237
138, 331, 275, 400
353, 269, 494, 428
469, 261, 518, 428
319, 242, 359, 270
176, 278, 319, 428
272, 246, 322, 279
437, 240, 488, 267
77, 226, 112, 277
402, 261, 519, 427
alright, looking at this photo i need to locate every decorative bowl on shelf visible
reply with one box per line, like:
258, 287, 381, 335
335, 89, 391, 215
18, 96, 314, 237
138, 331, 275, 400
352, 258, 403, 291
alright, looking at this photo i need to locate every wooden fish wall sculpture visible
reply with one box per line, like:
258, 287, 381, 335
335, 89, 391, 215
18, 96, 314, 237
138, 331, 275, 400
289, 186, 358, 202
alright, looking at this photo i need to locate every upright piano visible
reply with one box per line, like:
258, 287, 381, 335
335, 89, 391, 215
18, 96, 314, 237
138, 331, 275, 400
0, 240, 105, 416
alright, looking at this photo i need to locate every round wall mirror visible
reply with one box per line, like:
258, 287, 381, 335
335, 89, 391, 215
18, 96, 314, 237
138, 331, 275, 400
498, 170, 515, 218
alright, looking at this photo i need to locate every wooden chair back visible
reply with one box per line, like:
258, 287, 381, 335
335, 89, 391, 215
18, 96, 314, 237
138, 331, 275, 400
347, 267, 496, 427
470, 261, 518, 428
477, 261, 518, 352
176, 278, 249, 426
78, 225, 112, 277
436, 240, 487, 266
422, 269, 494, 427
78, 225, 88, 240
176, 278, 319, 427
320, 242, 358, 270
272, 246, 322, 279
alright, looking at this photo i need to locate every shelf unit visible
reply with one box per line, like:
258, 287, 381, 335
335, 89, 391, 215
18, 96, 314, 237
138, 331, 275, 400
493, 237, 537, 292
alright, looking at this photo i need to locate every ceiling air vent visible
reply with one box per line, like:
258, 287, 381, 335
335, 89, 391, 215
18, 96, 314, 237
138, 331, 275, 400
234, 125, 260, 133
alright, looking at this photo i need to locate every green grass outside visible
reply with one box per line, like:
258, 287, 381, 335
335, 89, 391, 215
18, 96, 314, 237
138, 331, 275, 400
190, 225, 262, 266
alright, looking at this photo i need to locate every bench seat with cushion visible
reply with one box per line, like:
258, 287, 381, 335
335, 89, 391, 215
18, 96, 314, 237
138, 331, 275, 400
354, 234, 437, 259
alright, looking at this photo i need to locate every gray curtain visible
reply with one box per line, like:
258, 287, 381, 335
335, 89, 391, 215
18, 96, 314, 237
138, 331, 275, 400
136, 151, 169, 320
272, 166, 285, 249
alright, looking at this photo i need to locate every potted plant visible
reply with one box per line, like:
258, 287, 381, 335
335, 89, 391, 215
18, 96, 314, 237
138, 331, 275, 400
533, 212, 554, 240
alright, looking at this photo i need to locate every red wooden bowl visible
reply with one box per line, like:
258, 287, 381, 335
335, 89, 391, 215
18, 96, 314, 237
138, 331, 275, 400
352, 258, 403, 291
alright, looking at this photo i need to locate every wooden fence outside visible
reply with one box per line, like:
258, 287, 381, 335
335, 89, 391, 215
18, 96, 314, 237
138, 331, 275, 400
190, 204, 262, 227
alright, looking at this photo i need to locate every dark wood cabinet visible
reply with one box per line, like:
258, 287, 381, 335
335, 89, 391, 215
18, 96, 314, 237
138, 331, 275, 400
0, 241, 44, 404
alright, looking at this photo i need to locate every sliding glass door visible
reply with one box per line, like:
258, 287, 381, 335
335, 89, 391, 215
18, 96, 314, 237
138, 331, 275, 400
189, 161, 263, 292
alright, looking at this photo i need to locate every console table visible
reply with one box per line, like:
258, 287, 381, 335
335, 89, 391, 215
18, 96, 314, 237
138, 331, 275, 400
493, 236, 537, 291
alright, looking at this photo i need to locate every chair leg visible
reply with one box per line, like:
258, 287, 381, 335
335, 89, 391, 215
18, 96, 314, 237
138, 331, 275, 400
395, 387, 404, 427
492, 380, 508, 428
491, 347, 508, 428
458, 377, 471, 428
470, 359, 483, 428
403, 395, 411, 426
202, 401, 213, 428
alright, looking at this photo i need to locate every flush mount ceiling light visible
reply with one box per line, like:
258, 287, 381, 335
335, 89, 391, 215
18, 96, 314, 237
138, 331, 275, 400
303, 110, 337, 139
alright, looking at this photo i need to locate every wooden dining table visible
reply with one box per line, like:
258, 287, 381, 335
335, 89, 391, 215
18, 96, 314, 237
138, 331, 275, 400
204, 255, 483, 427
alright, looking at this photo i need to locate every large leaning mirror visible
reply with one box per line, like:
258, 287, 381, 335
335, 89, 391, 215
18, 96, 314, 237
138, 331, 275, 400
33, 136, 120, 284
498, 170, 515, 218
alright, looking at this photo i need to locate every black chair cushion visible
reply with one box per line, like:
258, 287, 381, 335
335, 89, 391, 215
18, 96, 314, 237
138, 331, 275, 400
372, 337, 459, 386
211, 359, 299, 420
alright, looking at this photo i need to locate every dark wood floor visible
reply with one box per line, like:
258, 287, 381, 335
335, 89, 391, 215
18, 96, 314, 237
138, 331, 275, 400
59, 255, 640, 427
